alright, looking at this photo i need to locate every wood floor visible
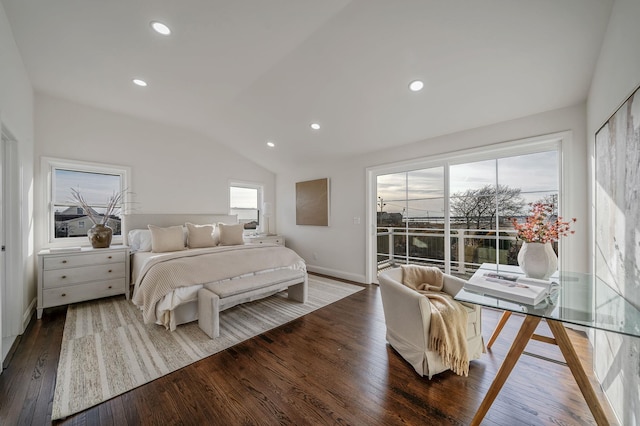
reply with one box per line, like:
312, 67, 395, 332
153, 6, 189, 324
0, 281, 618, 425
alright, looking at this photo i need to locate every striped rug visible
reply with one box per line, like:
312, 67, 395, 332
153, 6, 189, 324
51, 276, 363, 420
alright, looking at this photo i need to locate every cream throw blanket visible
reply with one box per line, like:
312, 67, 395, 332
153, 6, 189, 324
400, 265, 470, 376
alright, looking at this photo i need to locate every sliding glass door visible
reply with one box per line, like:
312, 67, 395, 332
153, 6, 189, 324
374, 145, 559, 279
377, 167, 445, 270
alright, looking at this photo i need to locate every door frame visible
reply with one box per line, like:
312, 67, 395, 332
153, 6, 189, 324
365, 132, 570, 284
1, 125, 22, 366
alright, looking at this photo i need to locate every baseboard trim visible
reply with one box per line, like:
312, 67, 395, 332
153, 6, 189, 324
22, 297, 36, 332
306, 265, 366, 284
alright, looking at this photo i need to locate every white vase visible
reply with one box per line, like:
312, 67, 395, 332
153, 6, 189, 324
517, 242, 557, 280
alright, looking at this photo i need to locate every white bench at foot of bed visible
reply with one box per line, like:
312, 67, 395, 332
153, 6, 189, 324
198, 269, 308, 338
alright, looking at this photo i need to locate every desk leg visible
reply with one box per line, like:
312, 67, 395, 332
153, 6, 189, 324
471, 315, 541, 426
546, 320, 609, 426
487, 311, 512, 349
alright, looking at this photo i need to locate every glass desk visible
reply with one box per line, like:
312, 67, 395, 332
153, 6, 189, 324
455, 263, 640, 426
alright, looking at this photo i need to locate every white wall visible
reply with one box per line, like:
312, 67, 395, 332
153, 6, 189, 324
34, 93, 276, 250
587, 0, 640, 423
0, 3, 35, 336
277, 103, 588, 283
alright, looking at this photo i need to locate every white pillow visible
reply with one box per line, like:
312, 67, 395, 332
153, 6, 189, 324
185, 222, 218, 248
127, 229, 152, 252
218, 223, 245, 246
148, 225, 186, 253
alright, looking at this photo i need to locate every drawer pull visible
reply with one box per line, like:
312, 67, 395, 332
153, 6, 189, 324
61, 293, 66, 297
108, 256, 113, 259
108, 269, 112, 273
61, 275, 67, 279
62, 260, 67, 264
108, 285, 112, 289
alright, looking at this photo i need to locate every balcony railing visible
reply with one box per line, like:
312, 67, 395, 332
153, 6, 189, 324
376, 226, 541, 280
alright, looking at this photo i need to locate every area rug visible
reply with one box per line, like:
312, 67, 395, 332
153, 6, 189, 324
51, 276, 363, 420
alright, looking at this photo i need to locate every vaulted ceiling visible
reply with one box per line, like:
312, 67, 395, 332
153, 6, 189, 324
3, 0, 612, 172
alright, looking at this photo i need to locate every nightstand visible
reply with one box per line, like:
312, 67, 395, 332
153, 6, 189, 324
244, 235, 285, 246
37, 245, 130, 319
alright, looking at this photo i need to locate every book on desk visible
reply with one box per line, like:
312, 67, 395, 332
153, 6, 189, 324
465, 272, 558, 305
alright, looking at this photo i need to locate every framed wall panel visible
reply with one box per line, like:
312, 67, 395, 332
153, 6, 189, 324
296, 178, 330, 226
594, 83, 640, 304
593, 83, 640, 425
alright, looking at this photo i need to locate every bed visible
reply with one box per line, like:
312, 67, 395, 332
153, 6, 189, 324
124, 213, 307, 330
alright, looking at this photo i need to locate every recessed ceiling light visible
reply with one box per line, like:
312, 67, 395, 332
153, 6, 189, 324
310, 123, 321, 130
409, 80, 424, 92
132, 79, 148, 87
151, 21, 171, 36
267, 141, 275, 148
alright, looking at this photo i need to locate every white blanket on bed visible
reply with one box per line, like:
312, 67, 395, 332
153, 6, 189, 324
132, 245, 306, 326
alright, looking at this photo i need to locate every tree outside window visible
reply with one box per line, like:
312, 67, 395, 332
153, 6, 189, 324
376, 149, 560, 276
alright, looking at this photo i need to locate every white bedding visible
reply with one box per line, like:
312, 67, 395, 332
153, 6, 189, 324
131, 248, 218, 329
131, 245, 306, 330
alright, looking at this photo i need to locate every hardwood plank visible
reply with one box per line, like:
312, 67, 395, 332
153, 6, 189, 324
471, 315, 543, 426
548, 319, 609, 425
0, 305, 66, 426
0, 280, 619, 426
486, 310, 512, 348
21, 309, 65, 425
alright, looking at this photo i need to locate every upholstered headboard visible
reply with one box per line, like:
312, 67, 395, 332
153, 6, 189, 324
122, 213, 238, 245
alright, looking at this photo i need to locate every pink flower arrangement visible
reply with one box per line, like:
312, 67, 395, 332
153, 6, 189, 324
511, 202, 576, 243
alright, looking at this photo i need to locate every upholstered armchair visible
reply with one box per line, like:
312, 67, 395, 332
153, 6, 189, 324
378, 267, 484, 379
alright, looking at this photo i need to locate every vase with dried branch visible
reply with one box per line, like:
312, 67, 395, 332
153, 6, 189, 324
70, 187, 124, 248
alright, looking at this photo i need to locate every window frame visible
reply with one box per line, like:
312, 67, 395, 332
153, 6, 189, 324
42, 157, 130, 247
228, 180, 264, 233
366, 132, 571, 283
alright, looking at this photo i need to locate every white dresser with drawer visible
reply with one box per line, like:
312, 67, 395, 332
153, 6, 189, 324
37, 245, 130, 319
244, 234, 285, 246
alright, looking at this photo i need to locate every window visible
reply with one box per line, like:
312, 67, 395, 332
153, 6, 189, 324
43, 157, 130, 245
229, 182, 263, 230
377, 166, 446, 270
371, 135, 564, 280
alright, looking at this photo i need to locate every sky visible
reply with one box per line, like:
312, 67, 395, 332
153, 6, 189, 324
54, 169, 121, 207
230, 187, 258, 208
377, 151, 559, 217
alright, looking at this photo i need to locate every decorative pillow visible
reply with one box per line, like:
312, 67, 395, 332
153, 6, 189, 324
148, 225, 186, 253
127, 229, 153, 252
217, 223, 245, 246
185, 222, 218, 248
